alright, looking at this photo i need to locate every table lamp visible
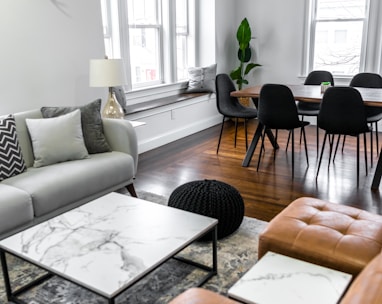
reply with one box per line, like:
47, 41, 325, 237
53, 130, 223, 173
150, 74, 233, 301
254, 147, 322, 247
89, 58, 127, 119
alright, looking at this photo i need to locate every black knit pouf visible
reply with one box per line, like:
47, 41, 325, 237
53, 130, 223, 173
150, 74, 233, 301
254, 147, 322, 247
168, 179, 244, 241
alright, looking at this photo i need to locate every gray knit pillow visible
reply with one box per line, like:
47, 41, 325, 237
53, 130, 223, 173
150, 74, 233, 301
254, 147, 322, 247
41, 99, 111, 154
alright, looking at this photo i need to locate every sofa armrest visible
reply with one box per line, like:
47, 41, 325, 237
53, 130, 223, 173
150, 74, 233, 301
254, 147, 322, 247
340, 252, 382, 304
102, 118, 138, 175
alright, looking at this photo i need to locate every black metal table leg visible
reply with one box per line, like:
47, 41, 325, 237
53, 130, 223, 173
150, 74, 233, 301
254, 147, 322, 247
212, 225, 218, 274
242, 123, 279, 167
372, 148, 382, 189
0, 250, 12, 300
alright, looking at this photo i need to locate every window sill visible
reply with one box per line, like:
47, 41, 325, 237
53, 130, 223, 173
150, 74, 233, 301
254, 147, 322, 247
125, 92, 211, 115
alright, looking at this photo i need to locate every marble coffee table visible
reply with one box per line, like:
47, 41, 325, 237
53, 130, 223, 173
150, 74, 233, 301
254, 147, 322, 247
228, 251, 352, 304
0, 192, 218, 303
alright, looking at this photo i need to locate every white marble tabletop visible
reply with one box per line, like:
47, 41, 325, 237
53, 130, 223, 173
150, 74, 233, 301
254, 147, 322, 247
0, 192, 217, 298
228, 251, 352, 304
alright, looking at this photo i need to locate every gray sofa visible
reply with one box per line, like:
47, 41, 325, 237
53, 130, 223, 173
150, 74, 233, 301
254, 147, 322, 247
0, 109, 138, 239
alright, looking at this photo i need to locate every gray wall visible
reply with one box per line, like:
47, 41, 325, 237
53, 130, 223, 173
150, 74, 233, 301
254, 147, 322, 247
2, 0, 382, 114
214, 0, 307, 88
0, 0, 105, 115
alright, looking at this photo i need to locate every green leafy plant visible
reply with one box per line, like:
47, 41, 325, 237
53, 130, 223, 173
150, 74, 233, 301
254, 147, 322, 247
230, 18, 261, 90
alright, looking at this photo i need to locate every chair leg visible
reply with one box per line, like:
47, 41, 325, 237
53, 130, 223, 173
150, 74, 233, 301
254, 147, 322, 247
376, 122, 380, 156
291, 129, 295, 179
234, 118, 238, 148
370, 124, 373, 168
316, 132, 328, 179
357, 135, 360, 187
333, 135, 341, 162
302, 127, 309, 166
257, 128, 266, 172
316, 118, 319, 155
274, 129, 278, 161
328, 134, 335, 167
364, 133, 368, 176
342, 135, 346, 153
216, 116, 225, 154
286, 130, 291, 150
299, 115, 304, 144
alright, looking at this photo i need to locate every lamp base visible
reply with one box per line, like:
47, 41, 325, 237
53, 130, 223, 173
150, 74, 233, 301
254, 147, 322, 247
102, 91, 125, 119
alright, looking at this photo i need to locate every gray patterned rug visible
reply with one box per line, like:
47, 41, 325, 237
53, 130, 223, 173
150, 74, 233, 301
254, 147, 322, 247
0, 191, 268, 303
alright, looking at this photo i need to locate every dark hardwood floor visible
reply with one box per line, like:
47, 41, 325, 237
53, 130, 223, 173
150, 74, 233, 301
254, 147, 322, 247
134, 119, 382, 222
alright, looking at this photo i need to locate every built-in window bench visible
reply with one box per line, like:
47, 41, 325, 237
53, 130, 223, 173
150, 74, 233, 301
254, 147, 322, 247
125, 92, 210, 115
124, 92, 221, 154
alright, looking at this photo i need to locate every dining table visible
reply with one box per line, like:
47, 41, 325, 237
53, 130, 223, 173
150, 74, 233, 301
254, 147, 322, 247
231, 84, 382, 190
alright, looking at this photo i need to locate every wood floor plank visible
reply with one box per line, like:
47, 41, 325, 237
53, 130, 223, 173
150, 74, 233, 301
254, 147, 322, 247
135, 119, 382, 222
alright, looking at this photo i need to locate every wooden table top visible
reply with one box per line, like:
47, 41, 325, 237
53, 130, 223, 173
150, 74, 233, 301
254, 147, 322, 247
231, 84, 382, 107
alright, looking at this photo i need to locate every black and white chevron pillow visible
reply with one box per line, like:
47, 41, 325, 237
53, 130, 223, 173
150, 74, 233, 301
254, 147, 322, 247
0, 115, 26, 181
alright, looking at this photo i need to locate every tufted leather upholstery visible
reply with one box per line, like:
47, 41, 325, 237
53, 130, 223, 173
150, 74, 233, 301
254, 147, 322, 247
258, 197, 382, 275
169, 288, 239, 304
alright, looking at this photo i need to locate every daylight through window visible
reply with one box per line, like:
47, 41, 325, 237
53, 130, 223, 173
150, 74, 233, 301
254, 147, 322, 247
100, 0, 194, 90
310, 0, 369, 76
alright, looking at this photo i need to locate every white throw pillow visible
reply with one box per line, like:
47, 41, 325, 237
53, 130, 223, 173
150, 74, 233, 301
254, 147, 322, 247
185, 64, 217, 93
26, 109, 89, 168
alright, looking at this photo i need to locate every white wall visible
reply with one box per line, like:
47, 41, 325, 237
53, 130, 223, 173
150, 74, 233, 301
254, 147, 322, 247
0, 0, 106, 115
215, 0, 237, 75
214, 0, 306, 87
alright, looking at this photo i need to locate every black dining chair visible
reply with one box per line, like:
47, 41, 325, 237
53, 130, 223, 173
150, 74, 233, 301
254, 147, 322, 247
295, 70, 335, 153
257, 84, 309, 178
316, 86, 369, 187
347, 72, 382, 166
215, 73, 258, 154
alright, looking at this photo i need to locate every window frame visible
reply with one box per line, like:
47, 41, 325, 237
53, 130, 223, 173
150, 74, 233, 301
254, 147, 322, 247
303, 0, 371, 79
101, 0, 195, 92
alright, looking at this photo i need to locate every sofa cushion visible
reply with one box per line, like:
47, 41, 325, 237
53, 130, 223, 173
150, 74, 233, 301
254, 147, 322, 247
0, 115, 27, 181
41, 99, 111, 154
26, 110, 89, 168
2, 151, 135, 217
0, 184, 33, 236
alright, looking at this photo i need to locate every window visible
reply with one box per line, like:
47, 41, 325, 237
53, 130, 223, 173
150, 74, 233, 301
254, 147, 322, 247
307, 0, 369, 76
100, 0, 195, 91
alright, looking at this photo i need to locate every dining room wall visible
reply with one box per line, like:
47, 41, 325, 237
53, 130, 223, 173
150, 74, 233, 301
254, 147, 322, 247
231, 0, 308, 86
233, 0, 382, 86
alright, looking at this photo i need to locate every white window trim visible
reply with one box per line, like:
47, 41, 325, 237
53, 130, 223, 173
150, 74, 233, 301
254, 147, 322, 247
301, 0, 382, 83
103, 0, 195, 98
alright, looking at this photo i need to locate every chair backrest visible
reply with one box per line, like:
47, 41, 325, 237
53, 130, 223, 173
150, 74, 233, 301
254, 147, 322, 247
304, 70, 335, 86
349, 72, 382, 88
318, 86, 369, 135
258, 84, 301, 130
215, 73, 246, 116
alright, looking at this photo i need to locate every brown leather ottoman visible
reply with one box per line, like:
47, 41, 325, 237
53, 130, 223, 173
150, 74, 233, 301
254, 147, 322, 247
169, 288, 239, 304
259, 197, 382, 275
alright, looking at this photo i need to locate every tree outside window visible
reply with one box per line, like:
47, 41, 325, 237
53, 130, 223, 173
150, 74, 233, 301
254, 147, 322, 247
311, 0, 368, 76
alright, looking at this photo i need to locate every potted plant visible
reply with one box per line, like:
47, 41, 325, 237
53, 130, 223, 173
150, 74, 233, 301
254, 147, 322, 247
230, 18, 261, 92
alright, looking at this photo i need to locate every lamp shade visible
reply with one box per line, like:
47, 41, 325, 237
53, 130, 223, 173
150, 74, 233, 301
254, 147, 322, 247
89, 59, 127, 87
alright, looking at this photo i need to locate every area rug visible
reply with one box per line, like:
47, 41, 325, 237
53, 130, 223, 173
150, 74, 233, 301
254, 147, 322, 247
0, 191, 268, 303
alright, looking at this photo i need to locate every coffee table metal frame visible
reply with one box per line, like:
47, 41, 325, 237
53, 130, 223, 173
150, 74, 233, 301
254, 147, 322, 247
0, 195, 218, 304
